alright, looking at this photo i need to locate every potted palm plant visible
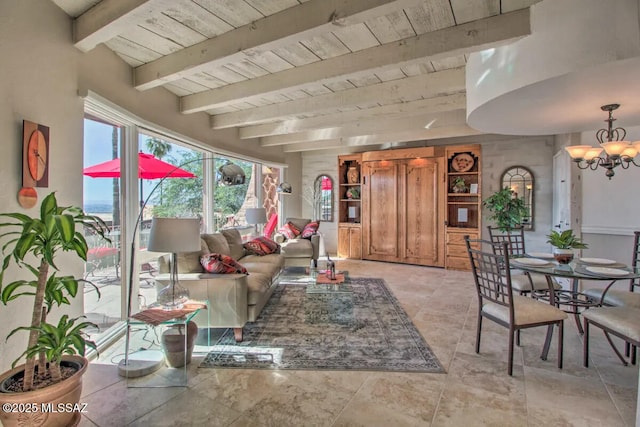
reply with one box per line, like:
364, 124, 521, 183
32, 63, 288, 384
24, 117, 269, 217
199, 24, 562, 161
0, 192, 109, 427
483, 187, 529, 231
546, 229, 588, 264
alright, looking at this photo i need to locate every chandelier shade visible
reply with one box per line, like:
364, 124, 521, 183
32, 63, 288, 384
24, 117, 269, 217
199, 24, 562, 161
565, 104, 640, 179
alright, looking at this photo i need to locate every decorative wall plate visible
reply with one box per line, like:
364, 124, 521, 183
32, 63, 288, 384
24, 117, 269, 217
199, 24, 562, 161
451, 153, 474, 172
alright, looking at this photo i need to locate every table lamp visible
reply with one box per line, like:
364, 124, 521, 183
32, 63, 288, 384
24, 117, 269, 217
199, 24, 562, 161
148, 217, 201, 309
245, 207, 267, 236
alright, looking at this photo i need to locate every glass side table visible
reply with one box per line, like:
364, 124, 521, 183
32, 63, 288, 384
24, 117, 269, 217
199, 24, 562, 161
119, 301, 207, 388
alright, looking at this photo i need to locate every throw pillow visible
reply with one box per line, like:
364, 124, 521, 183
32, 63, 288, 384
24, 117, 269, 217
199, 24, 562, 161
200, 253, 248, 274
277, 221, 301, 240
300, 221, 319, 239
244, 236, 280, 256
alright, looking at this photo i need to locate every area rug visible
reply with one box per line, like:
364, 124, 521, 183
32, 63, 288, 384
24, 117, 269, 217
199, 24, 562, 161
200, 277, 444, 373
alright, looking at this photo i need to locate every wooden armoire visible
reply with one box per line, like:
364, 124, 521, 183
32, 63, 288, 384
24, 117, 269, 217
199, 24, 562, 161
337, 144, 481, 270
361, 147, 446, 267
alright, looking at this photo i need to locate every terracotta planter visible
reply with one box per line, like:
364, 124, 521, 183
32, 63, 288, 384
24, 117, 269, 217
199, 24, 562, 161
0, 355, 87, 427
553, 248, 574, 264
161, 321, 198, 368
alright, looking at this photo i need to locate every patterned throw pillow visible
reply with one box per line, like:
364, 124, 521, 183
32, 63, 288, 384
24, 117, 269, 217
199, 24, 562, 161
277, 221, 301, 240
244, 236, 280, 256
300, 221, 320, 239
200, 253, 248, 274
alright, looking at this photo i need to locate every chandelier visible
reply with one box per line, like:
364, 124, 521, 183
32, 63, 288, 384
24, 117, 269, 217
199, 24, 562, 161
565, 104, 640, 179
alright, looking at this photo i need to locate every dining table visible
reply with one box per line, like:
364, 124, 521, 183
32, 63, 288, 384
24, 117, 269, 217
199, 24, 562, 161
508, 254, 640, 360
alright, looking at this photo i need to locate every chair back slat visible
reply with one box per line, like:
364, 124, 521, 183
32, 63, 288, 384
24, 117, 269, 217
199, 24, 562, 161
487, 226, 526, 258
630, 231, 640, 292
465, 237, 514, 315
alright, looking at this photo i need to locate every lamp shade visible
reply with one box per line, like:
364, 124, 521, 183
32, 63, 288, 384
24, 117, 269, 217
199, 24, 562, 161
245, 208, 267, 225
147, 217, 201, 253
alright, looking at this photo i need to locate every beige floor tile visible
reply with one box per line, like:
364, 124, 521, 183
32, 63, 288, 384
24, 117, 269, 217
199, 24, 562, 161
128, 388, 243, 426
431, 383, 528, 427
524, 366, 626, 425
333, 372, 445, 426
78, 260, 637, 426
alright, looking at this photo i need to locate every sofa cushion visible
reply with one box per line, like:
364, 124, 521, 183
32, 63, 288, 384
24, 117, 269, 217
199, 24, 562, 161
280, 238, 314, 258
221, 228, 246, 260
241, 261, 281, 277
300, 221, 319, 239
202, 233, 231, 257
243, 236, 280, 256
278, 221, 301, 240
287, 218, 311, 233
200, 253, 248, 274
175, 239, 208, 273
242, 253, 285, 269
246, 273, 273, 305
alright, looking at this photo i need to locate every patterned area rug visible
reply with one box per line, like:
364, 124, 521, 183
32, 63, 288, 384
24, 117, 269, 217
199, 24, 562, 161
200, 277, 444, 373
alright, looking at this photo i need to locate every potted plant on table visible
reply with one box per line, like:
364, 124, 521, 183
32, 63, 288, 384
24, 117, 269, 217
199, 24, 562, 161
0, 192, 109, 427
546, 229, 588, 264
483, 187, 529, 231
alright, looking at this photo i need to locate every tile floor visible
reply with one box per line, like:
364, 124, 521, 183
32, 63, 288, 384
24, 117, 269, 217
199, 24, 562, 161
78, 260, 638, 426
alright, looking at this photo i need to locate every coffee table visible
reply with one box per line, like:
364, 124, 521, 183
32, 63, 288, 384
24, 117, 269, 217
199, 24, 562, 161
304, 270, 353, 324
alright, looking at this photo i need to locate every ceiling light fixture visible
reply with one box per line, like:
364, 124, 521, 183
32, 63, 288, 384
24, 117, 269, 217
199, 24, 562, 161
565, 104, 640, 179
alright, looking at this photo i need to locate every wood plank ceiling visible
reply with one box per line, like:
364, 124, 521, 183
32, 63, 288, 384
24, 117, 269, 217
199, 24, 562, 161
53, 0, 541, 153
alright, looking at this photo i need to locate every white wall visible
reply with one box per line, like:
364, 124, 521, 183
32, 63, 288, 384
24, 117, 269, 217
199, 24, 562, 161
581, 125, 640, 236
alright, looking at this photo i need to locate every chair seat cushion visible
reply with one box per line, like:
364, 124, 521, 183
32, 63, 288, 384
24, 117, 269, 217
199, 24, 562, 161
583, 306, 640, 343
583, 288, 640, 308
483, 295, 567, 326
510, 271, 561, 292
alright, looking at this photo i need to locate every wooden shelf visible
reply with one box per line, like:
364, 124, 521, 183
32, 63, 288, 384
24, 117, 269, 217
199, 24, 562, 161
445, 145, 481, 271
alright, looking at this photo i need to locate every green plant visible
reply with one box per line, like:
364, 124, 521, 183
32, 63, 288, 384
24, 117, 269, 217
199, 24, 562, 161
0, 192, 109, 391
546, 229, 588, 250
452, 177, 467, 192
482, 187, 529, 231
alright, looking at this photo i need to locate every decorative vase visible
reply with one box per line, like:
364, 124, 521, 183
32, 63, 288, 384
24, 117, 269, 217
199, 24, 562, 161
161, 321, 198, 368
452, 184, 467, 193
347, 166, 359, 184
0, 355, 87, 427
553, 248, 574, 264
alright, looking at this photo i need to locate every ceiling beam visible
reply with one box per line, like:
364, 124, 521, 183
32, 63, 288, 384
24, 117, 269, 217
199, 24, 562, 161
181, 9, 530, 114
238, 93, 466, 138
74, 0, 173, 52
281, 125, 484, 152
261, 110, 467, 146
134, 0, 422, 90
211, 68, 465, 129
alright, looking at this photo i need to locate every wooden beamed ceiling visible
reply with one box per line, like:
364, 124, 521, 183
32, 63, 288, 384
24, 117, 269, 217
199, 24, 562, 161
61, 0, 541, 152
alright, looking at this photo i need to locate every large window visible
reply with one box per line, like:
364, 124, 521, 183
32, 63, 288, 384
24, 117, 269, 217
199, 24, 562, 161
82, 116, 123, 342
82, 103, 275, 346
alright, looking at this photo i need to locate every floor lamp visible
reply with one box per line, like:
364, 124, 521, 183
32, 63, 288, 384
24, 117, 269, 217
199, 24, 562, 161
147, 217, 201, 309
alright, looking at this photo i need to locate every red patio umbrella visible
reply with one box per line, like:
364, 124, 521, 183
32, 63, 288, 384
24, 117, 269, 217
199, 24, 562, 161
83, 152, 196, 208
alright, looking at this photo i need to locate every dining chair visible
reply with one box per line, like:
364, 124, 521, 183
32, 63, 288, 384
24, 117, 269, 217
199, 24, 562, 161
487, 226, 561, 295
583, 306, 640, 367
583, 231, 640, 309
465, 236, 567, 375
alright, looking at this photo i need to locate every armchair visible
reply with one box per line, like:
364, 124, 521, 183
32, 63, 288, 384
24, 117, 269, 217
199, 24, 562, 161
274, 217, 320, 267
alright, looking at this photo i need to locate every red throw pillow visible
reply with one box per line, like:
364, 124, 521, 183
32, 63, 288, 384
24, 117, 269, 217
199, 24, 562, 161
200, 253, 248, 274
301, 221, 319, 239
277, 221, 301, 240
244, 236, 280, 256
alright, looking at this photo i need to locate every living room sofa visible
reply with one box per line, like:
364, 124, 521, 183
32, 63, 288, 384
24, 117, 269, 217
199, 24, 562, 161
155, 228, 284, 342
274, 217, 321, 267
